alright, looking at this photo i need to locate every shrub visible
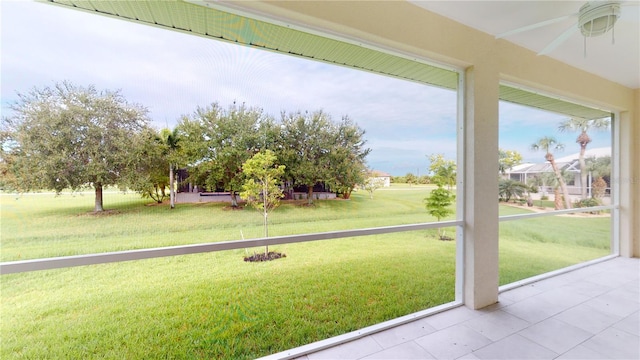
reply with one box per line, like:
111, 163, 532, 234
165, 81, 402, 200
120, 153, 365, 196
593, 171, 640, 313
592, 177, 607, 199
574, 197, 602, 214
574, 198, 601, 208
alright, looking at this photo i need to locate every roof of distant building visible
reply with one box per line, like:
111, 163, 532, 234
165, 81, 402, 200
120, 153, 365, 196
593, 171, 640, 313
509, 147, 610, 175
555, 147, 611, 163
371, 170, 392, 177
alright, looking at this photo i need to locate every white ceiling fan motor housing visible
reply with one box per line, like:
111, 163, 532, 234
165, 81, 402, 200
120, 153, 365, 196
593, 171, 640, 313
579, 1, 621, 37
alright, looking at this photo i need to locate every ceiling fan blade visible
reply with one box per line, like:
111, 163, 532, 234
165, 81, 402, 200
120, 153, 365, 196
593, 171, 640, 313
538, 24, 579, 55
496, 13, 577, 39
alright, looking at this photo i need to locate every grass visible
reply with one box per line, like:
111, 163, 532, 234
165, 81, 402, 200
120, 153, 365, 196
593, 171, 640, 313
0, 187, 442, 261
0, 185, 611, 358
1, 233, 456, 359
498, 205, 610, 284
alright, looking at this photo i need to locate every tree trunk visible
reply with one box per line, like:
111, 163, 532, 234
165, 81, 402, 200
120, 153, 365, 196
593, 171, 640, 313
549, 158, 572, 209
554, 187, 563, 210
307, 187, 314, 205
578, 145, 588, 199
169, 164, 175, 209
94, 183, 104, 212
263, 182, 268, 255
263, 211, 269, 255
576, 130, 592, 200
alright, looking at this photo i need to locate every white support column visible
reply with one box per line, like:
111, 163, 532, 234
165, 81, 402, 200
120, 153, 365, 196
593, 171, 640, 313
618, 106, 639, 257
635, 91, 640, 258
463, 63, 500, 309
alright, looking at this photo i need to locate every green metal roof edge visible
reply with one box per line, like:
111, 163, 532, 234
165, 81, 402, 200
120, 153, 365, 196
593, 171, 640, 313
43, 0, 459, 90
42, 1, 611, 120
499, 85, 610, 120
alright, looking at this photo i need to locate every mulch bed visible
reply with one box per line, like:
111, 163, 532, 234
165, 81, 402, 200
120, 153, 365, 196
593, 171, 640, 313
244, 252, 286, 262
222, 205, 245, 211
78, 209, 121, 217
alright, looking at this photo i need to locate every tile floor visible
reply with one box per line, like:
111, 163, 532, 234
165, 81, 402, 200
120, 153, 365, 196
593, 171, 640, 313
294, 257, 639, 359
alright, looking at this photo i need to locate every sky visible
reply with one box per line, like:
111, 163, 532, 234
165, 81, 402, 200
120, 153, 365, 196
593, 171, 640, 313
1, 1, 611, 176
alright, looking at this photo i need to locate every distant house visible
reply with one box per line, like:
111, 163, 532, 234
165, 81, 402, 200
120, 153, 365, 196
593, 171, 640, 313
507, 147, 610, 196
369, 170, 392, 187
174, 168, 337, 202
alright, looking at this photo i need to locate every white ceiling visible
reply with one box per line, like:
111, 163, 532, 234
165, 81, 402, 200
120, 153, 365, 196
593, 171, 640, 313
409, 1, 640, 89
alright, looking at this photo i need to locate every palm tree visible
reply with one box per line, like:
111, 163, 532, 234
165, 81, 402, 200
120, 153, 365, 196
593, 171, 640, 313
548, 169, 574, 210
558, 117, 610, 199
498, 179, 529, 203
531, 136, 572, 210
160, 128, 181, 209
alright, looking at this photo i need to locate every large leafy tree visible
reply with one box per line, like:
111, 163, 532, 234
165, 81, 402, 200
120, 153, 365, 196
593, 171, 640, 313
178, 103, 267, 207
558, 117, 610, 199
124, 127, 185, 206
279, 110, 334, 204
499, 149, 523, 175
531, 136, 572, 210
123, 128, 171, 203
1, 81, 149, 212
325, 116, 370, 199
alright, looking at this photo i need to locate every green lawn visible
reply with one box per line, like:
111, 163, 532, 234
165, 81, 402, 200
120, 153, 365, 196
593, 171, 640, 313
498, 205, 611, 285
0, 187, 611, 359
0, 187, 443, 261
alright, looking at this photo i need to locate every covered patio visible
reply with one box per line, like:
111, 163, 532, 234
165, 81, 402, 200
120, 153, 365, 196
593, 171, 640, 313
19, 1, 640, 358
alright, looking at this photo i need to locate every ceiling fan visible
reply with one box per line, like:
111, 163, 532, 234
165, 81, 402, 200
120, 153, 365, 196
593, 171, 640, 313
496, 1, 637, 56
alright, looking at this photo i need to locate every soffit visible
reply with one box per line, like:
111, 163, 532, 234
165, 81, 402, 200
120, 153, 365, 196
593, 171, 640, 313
500, 85, 610, 120
43, 0, 610, 119
44, 0, 458, 90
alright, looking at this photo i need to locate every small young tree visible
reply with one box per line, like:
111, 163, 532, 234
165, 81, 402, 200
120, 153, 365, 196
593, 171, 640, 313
362, 172, 386, 199
160, 127, 181, 209
428, 154, 456, 190
424, 184, 455, 239
240, 150, 285, 255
